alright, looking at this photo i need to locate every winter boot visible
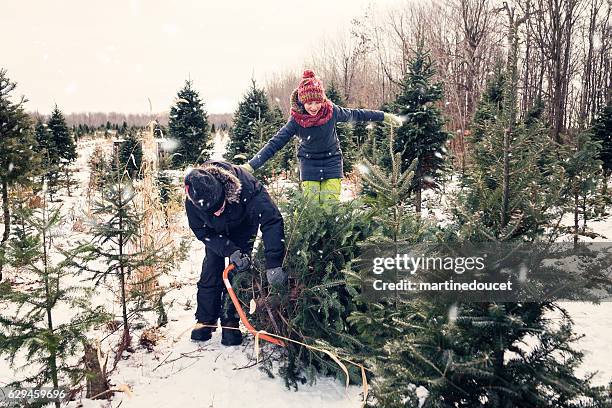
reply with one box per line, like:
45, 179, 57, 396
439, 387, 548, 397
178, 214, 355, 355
190, 321, 217, 342
221, 321, 242, 346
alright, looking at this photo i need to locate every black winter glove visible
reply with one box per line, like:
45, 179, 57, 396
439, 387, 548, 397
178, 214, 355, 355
266, 267, 288, 287
229, 250, 250, 272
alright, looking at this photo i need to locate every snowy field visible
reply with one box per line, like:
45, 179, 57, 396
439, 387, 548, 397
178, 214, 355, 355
1, 134, 610, 408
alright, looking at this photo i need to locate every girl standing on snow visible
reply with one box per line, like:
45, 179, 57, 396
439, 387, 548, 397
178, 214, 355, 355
241, 69, 401, 204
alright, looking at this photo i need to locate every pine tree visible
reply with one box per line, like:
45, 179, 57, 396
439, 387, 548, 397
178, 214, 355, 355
226, 79, 272, 162
368, 102, 395, 171
156, 170, 173, 227
168, 80, 211, 168
326, 81, 356, 172
48, 105, 77, 165
119, 120, 128, 135
349, 126, 436, 360
153, 121, 166, 138
590, 100, 612, 197
562, 131, 603, 245
245, 104, 297, 183
0, 198, 110, 408
0, 68, 41, 281
393, 43, 450, 213
235, 192, 376, 389
360, 125, 419, 242
269, 104, 297, 180
34, 119, 61, 195
352, 119, 369, 152
465, 67, 564, 240
47, 106, 77, 199
87, 145, 112, 212
118, 130, 143, 180
326, 80, 343, 105
87, 174, 143, 356
86, 170, 179, 362
246, 116, 279, 182
361, 103, 396, 200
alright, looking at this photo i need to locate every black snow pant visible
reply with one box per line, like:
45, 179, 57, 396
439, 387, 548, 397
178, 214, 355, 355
195, 223, 258, 325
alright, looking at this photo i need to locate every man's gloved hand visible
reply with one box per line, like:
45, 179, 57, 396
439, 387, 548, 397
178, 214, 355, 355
229, 250, 250, 272
238, 163, 254, 173
266, 267, 288, 287
383, 112, 403, 127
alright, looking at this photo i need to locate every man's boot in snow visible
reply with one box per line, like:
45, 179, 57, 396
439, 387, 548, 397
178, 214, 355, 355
191, 321, 217, 342
221, 321, 242, 346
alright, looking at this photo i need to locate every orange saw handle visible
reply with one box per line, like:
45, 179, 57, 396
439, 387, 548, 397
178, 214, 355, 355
223, 263, 285, 347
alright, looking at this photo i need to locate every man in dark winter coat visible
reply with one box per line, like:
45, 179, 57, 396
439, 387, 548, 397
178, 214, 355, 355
184, 160, 287, 346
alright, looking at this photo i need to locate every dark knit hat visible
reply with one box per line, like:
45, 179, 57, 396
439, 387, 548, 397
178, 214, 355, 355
185, 169, 225, 213
297, 70, 325, 104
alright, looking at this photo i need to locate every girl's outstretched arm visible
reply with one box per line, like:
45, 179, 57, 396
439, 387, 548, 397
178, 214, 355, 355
248, 119, 297, 172
334, 105, 384, 123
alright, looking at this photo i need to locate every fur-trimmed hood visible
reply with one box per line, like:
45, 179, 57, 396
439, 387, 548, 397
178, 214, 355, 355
290, 88, 307, 115
197, 163, 242, 204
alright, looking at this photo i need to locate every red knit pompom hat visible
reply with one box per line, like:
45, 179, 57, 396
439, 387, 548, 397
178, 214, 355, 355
297, 70, 326, 104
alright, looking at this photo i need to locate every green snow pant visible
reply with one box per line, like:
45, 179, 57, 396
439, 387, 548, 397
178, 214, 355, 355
301, 178, 342, 205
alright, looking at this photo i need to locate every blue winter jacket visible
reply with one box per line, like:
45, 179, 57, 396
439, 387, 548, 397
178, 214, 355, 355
248, 104, 384, 181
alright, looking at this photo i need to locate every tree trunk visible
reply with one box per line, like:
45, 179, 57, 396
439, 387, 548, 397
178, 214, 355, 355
582, 193, 587, 232
501, 128, 510, 227
502, 7, 521, 228
1, 179, 8, 245
42, 197, 61, 408
414, 166, 422, 214
65, 167, 72, 197
118, 178, 131, 352
84, 342, 111, 399
0, 179, 10, 280
574, 189, 579, 247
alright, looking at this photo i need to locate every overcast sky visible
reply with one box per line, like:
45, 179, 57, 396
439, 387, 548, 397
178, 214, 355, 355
1, 0, 400, 114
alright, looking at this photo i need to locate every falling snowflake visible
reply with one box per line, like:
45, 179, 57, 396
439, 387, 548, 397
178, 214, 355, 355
518, 264, 528, 282
448, 304, 458, 323
121, 185, 134, 201
356, 163, 370, 174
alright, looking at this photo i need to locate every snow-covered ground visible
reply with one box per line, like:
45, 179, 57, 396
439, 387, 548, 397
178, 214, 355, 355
0, 134, 365, 408
1, 135, 610, 408
555, 209, 612, 386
